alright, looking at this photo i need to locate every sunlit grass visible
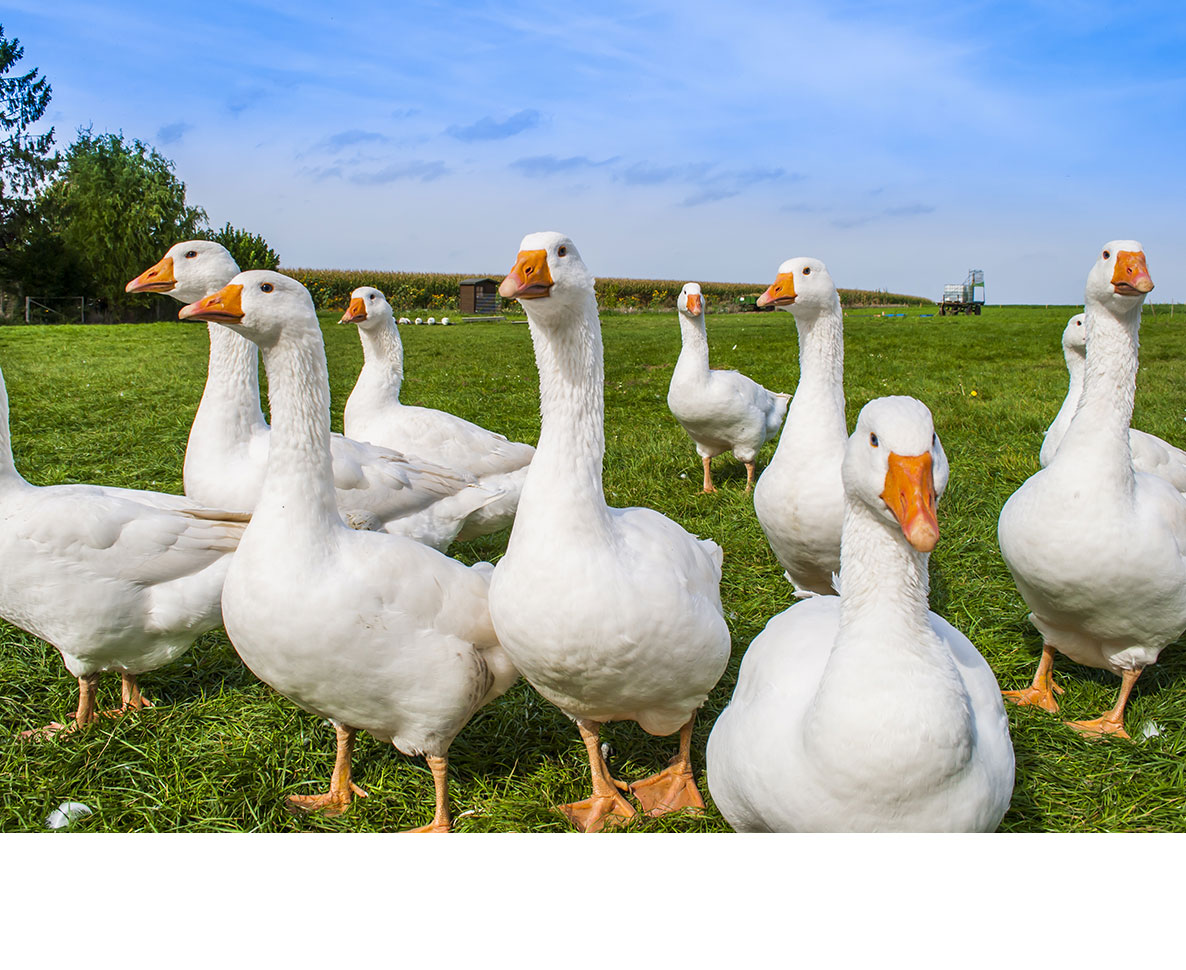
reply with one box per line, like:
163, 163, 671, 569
2, 301, 1186, 832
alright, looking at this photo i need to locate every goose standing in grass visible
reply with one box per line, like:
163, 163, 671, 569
666, 282, 789, 492
998, 242, 1186, 738
752, 257, 847, 595
707, 397, 1013, 831
127, 242, 497, 549
178, 271, 517, 830
341, 286, 534, 538
488, 232, 730, 833
1042, 311, 1186, 494
0, 359, 247, 736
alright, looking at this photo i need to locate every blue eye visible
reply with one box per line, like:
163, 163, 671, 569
870, 433, 879, 447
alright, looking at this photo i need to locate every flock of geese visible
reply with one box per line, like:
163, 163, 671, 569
0, 231, 1176, 832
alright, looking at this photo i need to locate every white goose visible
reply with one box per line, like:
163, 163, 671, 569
488, 232, 731, 833
127, 242, 497, 549
1042, 311, 1186, 494
707, 397, 1013, 830
998, 241, 1186, 738
179, 271, 517, 830
752, 257, 848, 595
667, 282, 789, 492
0, 359, 246, 735
341, 286, 534, 538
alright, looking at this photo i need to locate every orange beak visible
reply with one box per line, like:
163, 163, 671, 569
685, 292, 703, 315
179, 284, 245, 325
756, 272, 796, 308
1111, 250, 1154, 296
126, 255, 177, 294
340, 296, 367, 324
881, 452, 939, 553
499, 249, 553, 300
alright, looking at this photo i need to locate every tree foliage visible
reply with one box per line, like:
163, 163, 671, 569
202, 222, 280, 271
0, 25, 55, 219
38, 130, 206, 316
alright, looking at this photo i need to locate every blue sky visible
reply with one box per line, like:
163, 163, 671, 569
5, 0, 1186, 303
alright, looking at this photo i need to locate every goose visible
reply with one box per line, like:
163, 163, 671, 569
1042, 311, 1186, 494
0, 358, 247, 736
998, 241, 1186, 738
707, 396, 1014, 830
666, 282, 789, 492
340, 286, 534, 538
751, 257, 847, 595
127, 241, 497, 550
178, 271, 518, 830
488, 232, 731, 833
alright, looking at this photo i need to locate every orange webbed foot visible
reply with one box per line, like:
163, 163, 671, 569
629, 764, 706, 817
1002, 683, 1061, 713
1066, 716, 1130, 740
555, 792, 637, 833
285, 783, 368, 817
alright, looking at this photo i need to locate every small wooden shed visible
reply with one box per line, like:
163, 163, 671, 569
459, 277, 499, 315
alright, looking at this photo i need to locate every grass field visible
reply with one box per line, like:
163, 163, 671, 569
2, 301, 1186, 833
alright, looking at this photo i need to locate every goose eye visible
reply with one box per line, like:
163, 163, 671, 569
368, 295, 375, 301
870, 433, 879, 447
557, 246, 567, 257
803, 266, 811, 276
185, 250, 197, 259
1103, 250, 1111, 259
260, 283, 274, 293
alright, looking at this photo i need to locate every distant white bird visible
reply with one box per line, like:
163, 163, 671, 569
341, 286, 534, 539
427, 316, 436, 325
666, 282, 789, 492
398, 317, 411, 325
1042, 311, 1186, 494
441, 317, 451, 326
415, 317, 424, 325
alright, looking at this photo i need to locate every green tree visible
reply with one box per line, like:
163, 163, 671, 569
40, 129, 206, 318
0, 25, 58, 317
202, 222, 280, 271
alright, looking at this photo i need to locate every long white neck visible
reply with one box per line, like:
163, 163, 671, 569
673, 311, 710, 379
189, 324, 269, 447
803, 497, 972, 791
253, 329, 341, 534
0, 366, 25, 485
1052, 298, 1140, 502
785, 297, 846, 439
354, 317, 405, 402
1041, 344, 1085, 466
519, 290, 609, 524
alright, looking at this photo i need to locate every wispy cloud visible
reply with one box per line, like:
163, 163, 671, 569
447, 109, 542, 142
156, 122, 192, 145
319, 129, 390, 153
348, 160, 450, 185
832, 203, 936, 229
681, 167, 789, 207
511, 154, 618, 177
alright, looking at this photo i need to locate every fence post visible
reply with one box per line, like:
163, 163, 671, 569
25, 296, 30, 324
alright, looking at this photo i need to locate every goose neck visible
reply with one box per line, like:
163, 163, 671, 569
0, 367, 22, 484
254, 329, 341, 530
674, 313, 710, 377
523, 292, 607, 506
357, 318, 405, 400
192, 323, 269, 444
1054, 301, 1139, 495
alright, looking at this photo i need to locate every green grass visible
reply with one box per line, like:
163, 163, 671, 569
3, 302, 1186, 832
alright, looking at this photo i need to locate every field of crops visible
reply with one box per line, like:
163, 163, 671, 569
2, 301, 1186, 834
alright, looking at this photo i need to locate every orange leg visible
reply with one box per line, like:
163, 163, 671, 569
1002, 643, 1064, 713
555, 719, 637, 833
286, 724, 368, 816
744, 461, 756, 494
701, 456, 716, 493
117, 673, 152, 712
19, 673, 100, 740
406, 755, 452, 833
628, 715, 706, 817
1066, 668, 1141, 740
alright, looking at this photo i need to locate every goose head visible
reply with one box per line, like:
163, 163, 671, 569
340, 286, 393, 332
178, 270, 316, 350
1062, 312, 1086, 357
498, 231, 595, 326
1085, 240, 1153, 315
678, 283, 704, 319
756, 257, 836, 316
842, 396, 949, 553
126, 240, 241, 305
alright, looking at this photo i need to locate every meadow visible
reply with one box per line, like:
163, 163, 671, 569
2, 300, 1186, 833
